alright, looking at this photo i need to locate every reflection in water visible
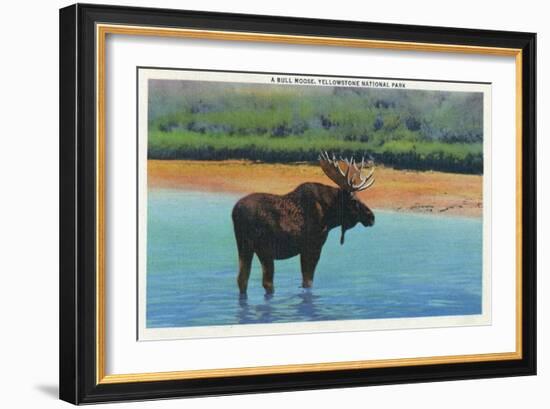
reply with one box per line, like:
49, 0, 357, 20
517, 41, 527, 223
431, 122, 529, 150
237, 289, 321, 324
296, 289, 320, 321
237, 294, 275, 324
237, 296, 254, 324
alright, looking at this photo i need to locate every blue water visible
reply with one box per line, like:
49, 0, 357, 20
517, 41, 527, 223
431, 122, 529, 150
146, 189, 482, 328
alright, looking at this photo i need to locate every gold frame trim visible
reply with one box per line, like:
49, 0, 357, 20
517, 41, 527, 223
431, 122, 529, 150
95, 23, 523, 385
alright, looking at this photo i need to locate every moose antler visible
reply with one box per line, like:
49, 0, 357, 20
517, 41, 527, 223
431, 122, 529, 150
319, 151, 375, 192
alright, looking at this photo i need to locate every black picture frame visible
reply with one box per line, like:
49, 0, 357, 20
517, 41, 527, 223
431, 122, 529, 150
59, 3, 536, 404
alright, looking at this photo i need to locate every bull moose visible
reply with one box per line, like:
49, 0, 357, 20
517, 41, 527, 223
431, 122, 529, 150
232, 152, 375, 295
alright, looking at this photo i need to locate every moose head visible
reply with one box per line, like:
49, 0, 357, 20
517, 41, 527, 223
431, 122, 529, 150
319, 151, 375, 244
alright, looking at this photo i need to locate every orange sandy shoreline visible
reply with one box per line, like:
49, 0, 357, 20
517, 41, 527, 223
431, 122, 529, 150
148, 160, 483, 217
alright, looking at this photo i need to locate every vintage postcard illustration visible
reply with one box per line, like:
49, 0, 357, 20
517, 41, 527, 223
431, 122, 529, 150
137, 68, 491, 340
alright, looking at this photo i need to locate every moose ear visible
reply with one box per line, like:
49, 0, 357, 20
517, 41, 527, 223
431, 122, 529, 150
341, 189, 353, 201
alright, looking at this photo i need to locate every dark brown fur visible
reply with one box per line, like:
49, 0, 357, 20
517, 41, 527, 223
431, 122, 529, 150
232, 182, 374, 294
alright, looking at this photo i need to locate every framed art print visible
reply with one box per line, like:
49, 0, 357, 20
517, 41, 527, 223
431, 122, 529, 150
59, 3, 536, 404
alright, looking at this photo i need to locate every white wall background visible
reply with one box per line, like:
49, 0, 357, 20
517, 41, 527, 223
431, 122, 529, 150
0, 0, 546, 407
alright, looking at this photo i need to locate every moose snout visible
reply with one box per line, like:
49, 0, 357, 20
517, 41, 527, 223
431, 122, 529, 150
362, 212, 375, 227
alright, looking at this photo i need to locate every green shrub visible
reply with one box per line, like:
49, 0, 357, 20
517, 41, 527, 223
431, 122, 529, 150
148, 130, 483, 174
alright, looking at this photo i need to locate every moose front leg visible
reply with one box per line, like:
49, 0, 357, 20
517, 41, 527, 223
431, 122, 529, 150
258, 254, 275, 295
300, 248, 322, 289
237, 249, 253, 295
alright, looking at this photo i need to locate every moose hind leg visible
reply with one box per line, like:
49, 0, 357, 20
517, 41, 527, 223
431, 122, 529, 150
300, 249, 321, 289
258, 255, 275, 295
237, 249, 253, 295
